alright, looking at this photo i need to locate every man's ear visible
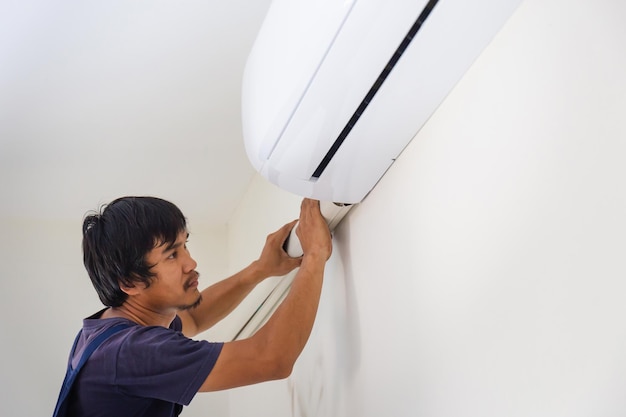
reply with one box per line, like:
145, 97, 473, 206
118, 280, 145, 296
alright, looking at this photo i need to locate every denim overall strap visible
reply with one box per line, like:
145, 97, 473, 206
52, 323, 130, 417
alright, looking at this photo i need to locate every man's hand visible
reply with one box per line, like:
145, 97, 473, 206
296, 199, 332, 261
255, 220, 303, 278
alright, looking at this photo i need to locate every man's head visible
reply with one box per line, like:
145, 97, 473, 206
82, 196, 188, 307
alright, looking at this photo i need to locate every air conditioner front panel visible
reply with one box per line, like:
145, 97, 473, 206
243, 0, 428, 177
243, 0, 524, 203
242, 0, 359, 171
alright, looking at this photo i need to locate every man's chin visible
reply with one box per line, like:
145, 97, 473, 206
178, 294, 202, 311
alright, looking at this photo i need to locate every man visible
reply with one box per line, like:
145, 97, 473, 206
56, 196, 332, 416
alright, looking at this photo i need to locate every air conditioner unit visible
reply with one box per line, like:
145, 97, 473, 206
242, 0, 523, 204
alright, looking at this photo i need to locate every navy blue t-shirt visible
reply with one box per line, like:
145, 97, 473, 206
66, 310, 223, 417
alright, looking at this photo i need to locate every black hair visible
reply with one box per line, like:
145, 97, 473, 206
82, 196, 187, 307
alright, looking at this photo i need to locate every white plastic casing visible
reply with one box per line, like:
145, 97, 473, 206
242, 0, 522, 204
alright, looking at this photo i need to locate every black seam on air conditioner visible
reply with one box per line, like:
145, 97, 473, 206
311, 0, 440, 179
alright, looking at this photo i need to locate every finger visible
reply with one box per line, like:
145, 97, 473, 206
265, 221, 297, 250
299, 200, 308, 221
307, 198, 321, 214
284, 219, 298, 231
272, 219, 297, 238
310, 199, 321, 215
300, 198, 319, 219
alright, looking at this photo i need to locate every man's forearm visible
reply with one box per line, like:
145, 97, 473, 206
253, 253, 326, 371
196, 201, 331, 391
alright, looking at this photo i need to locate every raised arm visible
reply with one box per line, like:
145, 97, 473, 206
179, 220, 302, 337
199, 198, 332, 391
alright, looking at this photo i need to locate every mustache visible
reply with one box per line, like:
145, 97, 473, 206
184, 271, 200, 290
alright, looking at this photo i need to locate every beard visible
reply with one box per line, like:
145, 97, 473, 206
178, 270, 202, 310
178, 293, 202, 311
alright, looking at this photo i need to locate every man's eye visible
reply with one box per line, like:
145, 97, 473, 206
168, 251, 177, 259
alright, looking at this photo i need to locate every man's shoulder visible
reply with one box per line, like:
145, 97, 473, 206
81, 310, 182, 335
71, 313, 177, 362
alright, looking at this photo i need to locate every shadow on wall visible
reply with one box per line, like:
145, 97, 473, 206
287, 218, 362, 417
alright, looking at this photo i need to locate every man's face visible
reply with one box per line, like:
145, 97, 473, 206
141, 230, 202, 311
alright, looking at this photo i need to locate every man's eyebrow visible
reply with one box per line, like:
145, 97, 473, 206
162, 232, 190, 253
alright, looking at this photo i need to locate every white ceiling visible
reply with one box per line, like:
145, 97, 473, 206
0, 0, 273, 228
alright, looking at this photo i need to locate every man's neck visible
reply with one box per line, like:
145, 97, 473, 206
100, 304, 176, 328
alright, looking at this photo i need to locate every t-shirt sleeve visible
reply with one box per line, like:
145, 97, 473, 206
114, 323, 223, 405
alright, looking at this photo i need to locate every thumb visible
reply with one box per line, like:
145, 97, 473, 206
278, 219, 299, 246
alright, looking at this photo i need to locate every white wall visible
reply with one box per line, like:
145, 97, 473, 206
0, 214, 230, 417
227, 0, 626, 415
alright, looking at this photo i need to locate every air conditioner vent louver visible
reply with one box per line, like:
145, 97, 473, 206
311, 0, 440, 180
